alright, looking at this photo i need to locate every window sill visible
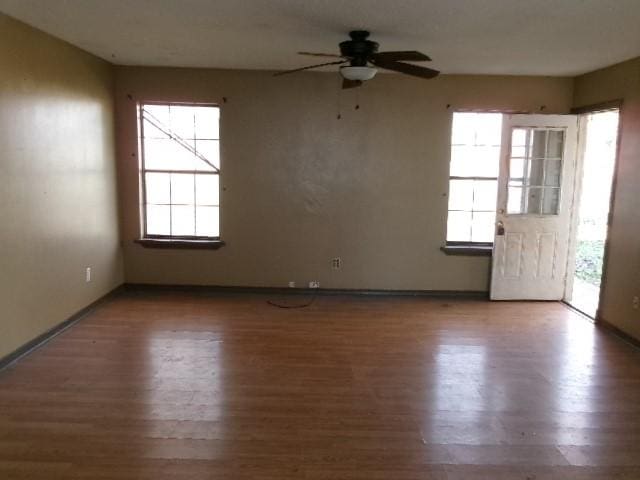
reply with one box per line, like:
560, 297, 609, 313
440, 245, 492, 256
135, 238, 226, 250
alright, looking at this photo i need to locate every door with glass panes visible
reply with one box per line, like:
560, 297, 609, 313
490, 114, 578, 300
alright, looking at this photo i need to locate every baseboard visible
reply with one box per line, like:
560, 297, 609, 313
596, 316, 640, 350
0, 284, 125, 372
123, 282, 489, 299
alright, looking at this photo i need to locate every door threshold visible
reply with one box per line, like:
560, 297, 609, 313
561, 300, 596, 323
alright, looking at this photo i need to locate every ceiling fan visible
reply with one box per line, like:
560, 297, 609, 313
274, 30, 439, 89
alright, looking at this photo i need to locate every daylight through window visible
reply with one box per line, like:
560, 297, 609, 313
446, 112, 502, 244
138, 103, 220, 239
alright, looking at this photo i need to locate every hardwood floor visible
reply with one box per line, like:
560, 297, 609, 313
2, 289, 640, 479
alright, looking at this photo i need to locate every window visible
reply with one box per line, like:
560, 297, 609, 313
138, 103, 220, 241
446, 112, 502, 244
507, 128, 564, 215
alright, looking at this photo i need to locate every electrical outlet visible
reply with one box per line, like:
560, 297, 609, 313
85, 267, 91, 283
633, 296, 639, 310
288, 281, 296, 288
332, 257, 342, 269
308, 281, 320, 289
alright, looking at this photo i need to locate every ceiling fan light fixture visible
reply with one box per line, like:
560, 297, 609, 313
340, 66, 377, 81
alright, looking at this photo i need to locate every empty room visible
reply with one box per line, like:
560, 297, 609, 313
2, 1, 640, 478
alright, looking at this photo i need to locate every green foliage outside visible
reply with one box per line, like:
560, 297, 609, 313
575, 240, 604, 286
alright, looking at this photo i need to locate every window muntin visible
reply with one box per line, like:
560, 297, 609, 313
507, 128, 565, 215
446, 112, 502, 244
139, 103, 220, 239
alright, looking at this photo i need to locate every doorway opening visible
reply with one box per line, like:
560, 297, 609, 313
565, 109, 620, 318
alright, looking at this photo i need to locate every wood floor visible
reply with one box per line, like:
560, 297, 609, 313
2, 290, 640, 479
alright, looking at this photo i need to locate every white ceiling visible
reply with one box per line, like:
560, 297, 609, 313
1, 0, 639, 76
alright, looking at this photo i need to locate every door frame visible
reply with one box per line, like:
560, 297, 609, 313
564, 100, 624, 321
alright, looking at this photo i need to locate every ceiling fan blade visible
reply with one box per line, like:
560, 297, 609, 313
273, 60, 347, 76
342, 78, 363, 89
371, 59, 440, 79
298, 51, 344, 59
372, 51, 431, 62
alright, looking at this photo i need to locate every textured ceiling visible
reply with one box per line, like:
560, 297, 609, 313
1, 0, 639, 76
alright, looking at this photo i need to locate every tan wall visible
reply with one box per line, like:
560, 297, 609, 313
573, 58, 640, 339
116, 66, 573, 290
0, 15, 123, 358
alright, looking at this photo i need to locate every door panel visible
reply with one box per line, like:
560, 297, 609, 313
490, 114, 578, 300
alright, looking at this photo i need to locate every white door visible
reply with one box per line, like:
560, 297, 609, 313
490, 114, 578, 300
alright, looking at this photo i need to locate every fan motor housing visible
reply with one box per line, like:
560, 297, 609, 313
339, 30, 379, 66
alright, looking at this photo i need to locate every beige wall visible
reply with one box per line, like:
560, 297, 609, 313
116, 66, 573, 290
0, 15, 123, 358
573, 58, 640, 339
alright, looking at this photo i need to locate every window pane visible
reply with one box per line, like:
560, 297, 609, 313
171, 205, 195, 235
451, 113, 476, 145
448, 179, 474, 211
146, 204, 170, 235
170, 173, 195, 205
196, 206, 219, 237
474, 146, 500, 177
140, 104, 222, 239
471, 212, 496, 242
143, 104, 170, 127
195, 174, 219, 206
194, 140, 219, 171
450, 145, 473, 177
145, 172, 170, 204
512, 128, 527, 147
474, 114, 502, 145
447, 211, 472, 242
143, 117, 169, 140
194, 107, 220, 139
144, 138, 196, 171
472, 180, 498, 211
447, 112, 502, 243
169, 105, 196, 139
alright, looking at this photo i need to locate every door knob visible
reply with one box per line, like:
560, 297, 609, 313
496, 221, 505, 236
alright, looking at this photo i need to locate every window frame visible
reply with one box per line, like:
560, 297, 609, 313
444, 110, 503, 250
136, 101, 224, 248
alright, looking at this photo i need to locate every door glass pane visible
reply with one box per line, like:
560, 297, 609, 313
541, 187, 560, 214
531, 130, 547, 158
545, 159, 562, 187
507, 127, 565, 215
527, 158, 545, 186
508, 187, 524, 213
547, 130, 564, 158
526, 187, 543, 214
